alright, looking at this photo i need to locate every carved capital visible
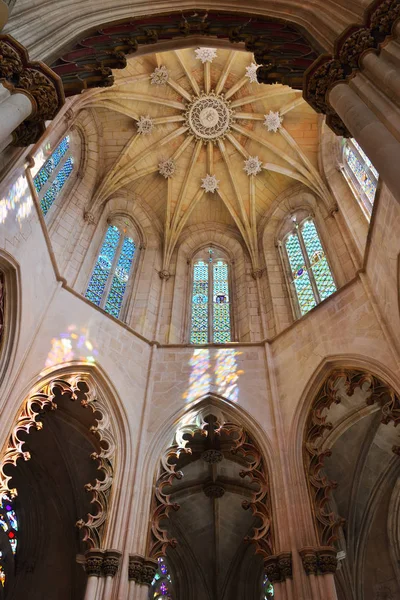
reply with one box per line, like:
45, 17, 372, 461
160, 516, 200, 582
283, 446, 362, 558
128, 554, 144, 583
141, 558, 158, 586
299, 547, 318, 576
278, 552, 293, 579
84, 548, 105, 577
264, 555, 283, 583
317, 546, 338, 574
103, 549, 122, 578
0, 35, 64, 146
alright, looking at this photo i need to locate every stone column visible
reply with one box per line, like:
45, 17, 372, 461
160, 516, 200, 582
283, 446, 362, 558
329, 82, 400, 206
0, 91, 33, 149
102, 550, 122, 600
84, 549, 105, 600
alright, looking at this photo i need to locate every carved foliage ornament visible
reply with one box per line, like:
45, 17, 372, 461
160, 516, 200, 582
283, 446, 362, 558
264, 552, 293, 583
0, 35, 64, 146
128, 555, 158, 585
185, 92, 235, 143
304, 369, 400, 547
0, 376, 116, 549
303, 0, 400, 136
149, 413, 274, 561
85, 548, 122, 578
299, 546, 337, 575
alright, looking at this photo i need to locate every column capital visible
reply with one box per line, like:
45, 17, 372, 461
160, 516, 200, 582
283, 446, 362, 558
264, 552, 293, 583
0, 34, 64, 146
84, 548, 105, 577
103, 549, 122, 578
299, 546, 338, 576
128, 554, 145, 583
128, 555, 158, 585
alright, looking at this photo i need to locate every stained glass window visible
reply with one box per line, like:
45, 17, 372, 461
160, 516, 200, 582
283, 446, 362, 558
0, 495, 19, 588
150, 558, 174, 599
284, 218, 336, 317
343, 138, 378, 216
85, 224, 136, 320
32, 135, 74, 216
263, 574, 274, 599
190, 249, 232, 344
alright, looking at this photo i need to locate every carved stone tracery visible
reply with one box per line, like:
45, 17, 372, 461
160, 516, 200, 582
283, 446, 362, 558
148, 412, 274, 562
304, 369, 400, 549
0, 376, 115, 550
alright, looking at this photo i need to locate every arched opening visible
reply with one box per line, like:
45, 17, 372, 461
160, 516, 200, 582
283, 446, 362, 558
303, 369, 400, 600
0, 375, 116, 600
146, 404, 276, 600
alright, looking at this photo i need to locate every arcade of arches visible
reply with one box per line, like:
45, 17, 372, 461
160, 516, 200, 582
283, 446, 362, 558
1, 1, 400, 599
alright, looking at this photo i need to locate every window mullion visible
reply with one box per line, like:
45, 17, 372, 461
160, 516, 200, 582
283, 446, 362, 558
298, 225, 321, 304
101, 231, 123, 309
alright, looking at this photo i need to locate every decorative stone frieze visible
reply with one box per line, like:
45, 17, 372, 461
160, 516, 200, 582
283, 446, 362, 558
0, 35, 64, 146
264, 552, 293, 582
303, 0, 400, 136
299, 546, 337, 575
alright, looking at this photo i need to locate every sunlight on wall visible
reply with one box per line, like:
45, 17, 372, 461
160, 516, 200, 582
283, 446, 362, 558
183, 348, 244, 404
0, 174, 33, 225
43, 325, 98, 372
182, 349, 211, 404
215, 349, 243, 403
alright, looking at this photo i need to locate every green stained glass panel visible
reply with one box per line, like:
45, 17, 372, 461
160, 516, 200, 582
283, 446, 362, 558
301, 220, 336, 301
191, 260, 209, 344
213, 260, 231, 343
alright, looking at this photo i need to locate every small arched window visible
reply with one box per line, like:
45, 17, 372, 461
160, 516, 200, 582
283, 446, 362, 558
342, 138, 378, 216
281, 216, 336, 318
0, 494, 19, 588
149, 557, 174, 599
85, 220, 137, 320
190, 247, 232, 344
31, 135, 74, 216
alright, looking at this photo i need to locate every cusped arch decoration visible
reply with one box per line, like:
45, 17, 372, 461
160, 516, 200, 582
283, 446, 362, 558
0, 374, 116, 548
304, 368, 400, 548
148, 408, 273, 561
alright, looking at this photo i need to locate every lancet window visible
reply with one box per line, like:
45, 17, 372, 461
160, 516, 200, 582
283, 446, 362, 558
149, 558, 174, 599
342, 138, 378, 216
190, 247, 232, 344
281, 216, 336, 317
85, 220, 137, 320
32, 135, 74, 216
263, 574, 274, 599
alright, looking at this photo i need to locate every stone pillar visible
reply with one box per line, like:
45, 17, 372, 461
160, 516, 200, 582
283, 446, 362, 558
329, 82, 400, 206
128, 555, 158, 600
0, 35, 64, 149
84, 549, 105, 600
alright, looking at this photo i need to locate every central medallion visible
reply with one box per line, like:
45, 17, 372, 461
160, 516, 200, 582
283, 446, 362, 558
185, 92, 235, 143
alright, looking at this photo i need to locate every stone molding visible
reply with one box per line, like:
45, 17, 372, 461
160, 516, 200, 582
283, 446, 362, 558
264, 552, 293, 583
299, 546, 337, 575
303, 0, 400, 135
0, 34, 64, 146
128, 555, 158, 585
85, 548, 122, 578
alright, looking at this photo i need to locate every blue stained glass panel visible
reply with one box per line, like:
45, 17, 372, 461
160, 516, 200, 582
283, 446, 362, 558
344, 142, 377, 204
285, 231, 316, 315
213, 260, 231, 343
190, 260, 209, 344
85, 225, 120, 307
301, 220, 336, 301
40, 156, 74, 215
33, 136, 70, 193
104, 236, 136, 318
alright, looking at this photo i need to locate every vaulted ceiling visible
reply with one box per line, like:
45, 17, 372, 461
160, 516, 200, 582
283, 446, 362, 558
75, 47, 329, 270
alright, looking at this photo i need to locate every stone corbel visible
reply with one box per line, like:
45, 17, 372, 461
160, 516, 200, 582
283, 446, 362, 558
299, 546, 337, 576
264, 552, 293, 583
158, 269, 171, 281
251, 268, 264, 280
128, 554, 158, 585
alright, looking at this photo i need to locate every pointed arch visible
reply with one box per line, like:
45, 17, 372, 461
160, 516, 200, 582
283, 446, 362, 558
0, 251, 20, 392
